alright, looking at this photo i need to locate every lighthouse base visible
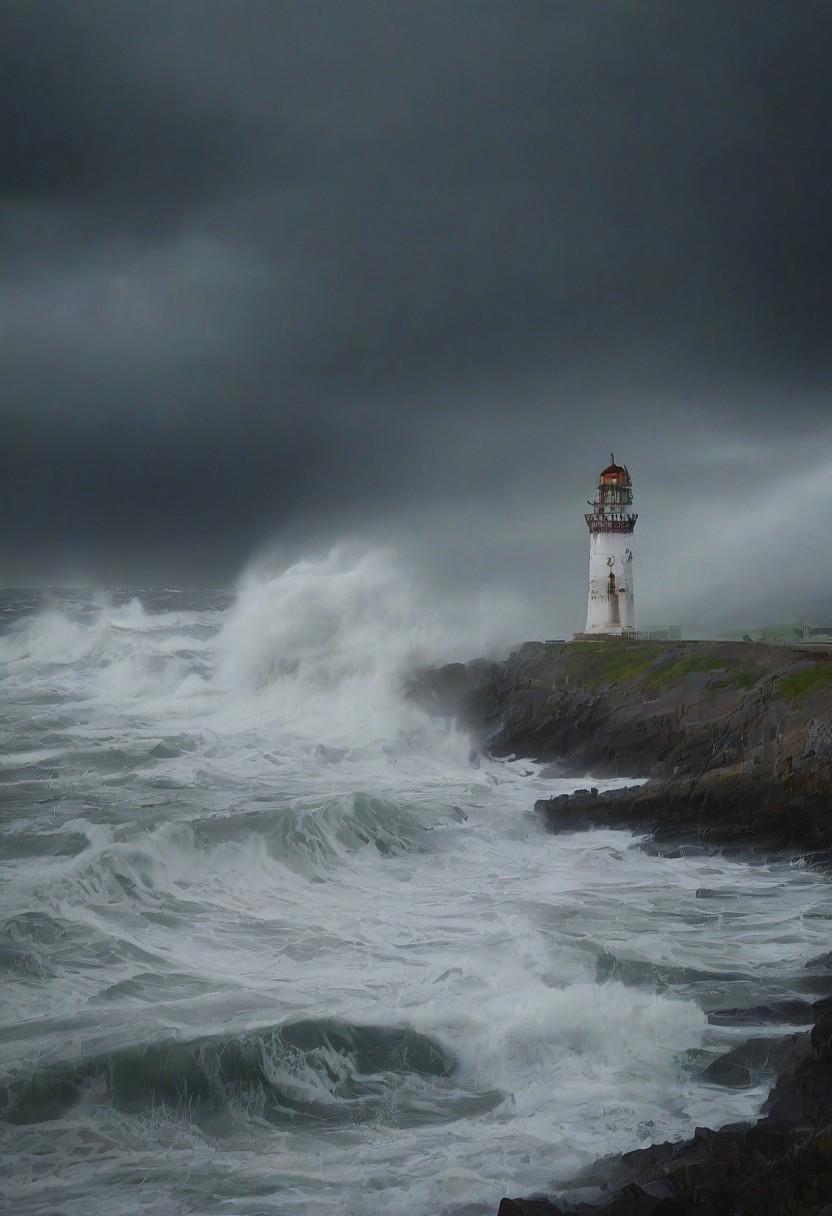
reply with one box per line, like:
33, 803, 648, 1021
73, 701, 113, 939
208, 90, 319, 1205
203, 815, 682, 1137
572, 629, 638, 642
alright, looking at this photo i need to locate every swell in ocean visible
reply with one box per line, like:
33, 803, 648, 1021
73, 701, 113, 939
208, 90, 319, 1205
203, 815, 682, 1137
2, 549, 831, 1215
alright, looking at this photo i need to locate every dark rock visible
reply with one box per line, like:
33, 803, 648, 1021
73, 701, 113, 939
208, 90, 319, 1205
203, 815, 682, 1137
814, 997, 832, 1028
701, 1056, 752, 1088
533, 775, 832, 868
806, 951, 832, 970
708, 1001, 813, 1027
701, 1034, 807, 1088
417, 639, 832, 867
792, 972, 832, 996
743, 1117, 789, 1160
498, 1005, 832, 1214
497, 1201, 564, 1216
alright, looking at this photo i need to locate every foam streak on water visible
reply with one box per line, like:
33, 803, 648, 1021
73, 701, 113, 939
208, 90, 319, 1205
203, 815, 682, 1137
1, 553, 831, 1216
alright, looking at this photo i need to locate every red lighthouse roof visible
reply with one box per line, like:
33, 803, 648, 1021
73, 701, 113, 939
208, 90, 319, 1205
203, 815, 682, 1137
599, 453, 631, 486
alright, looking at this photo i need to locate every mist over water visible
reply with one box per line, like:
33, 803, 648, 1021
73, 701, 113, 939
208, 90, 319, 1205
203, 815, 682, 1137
2, 550, 831, 1216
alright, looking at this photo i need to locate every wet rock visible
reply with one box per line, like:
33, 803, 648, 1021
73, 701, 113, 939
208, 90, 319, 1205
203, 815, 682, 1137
533, 775, 832, 868
708, 1001, 814, 1027
498, 1201, 564, 1216
498, 1002, 832, 1215
701, 1056, 753, 1088
701, 1034, 807, 1088
417, 639, 832, 866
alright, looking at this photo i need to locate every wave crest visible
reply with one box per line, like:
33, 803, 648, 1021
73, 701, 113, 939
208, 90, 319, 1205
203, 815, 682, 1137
2, 1018, 459, 1128
214, 548, 449, 748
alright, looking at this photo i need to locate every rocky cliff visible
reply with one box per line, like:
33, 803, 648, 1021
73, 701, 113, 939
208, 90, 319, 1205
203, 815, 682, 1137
413, 639, 832, 1214
498, 993, 832, 1216
414, 639, 832, 863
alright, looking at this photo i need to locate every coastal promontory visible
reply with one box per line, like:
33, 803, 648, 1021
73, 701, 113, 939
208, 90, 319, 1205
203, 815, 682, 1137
415, 638, 832, 1216
415, 638, 832, 864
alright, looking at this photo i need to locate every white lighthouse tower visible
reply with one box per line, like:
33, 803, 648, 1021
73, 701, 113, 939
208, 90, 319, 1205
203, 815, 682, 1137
582, 455, 637, 637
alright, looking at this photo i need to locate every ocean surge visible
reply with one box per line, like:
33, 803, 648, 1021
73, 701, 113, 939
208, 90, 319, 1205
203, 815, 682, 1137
2, 557, 832, 1216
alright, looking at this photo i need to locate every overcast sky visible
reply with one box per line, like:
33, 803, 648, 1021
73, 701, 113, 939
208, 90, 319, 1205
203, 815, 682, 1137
3, 1, 832, 635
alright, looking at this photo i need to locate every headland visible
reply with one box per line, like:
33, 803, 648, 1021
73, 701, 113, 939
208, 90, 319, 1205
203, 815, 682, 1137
415, 638, 832, 865
413, 638, 832, 1215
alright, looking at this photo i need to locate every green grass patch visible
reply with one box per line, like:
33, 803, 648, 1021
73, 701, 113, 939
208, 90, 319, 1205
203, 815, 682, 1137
563, 642, 767, 694
709, 665, 762, 690
644, 655, 762, 692
564, 641, 666, 689
777, 665, 832, 704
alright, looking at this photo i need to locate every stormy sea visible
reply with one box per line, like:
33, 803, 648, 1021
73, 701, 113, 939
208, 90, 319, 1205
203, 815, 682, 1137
2, 551, 831, 1216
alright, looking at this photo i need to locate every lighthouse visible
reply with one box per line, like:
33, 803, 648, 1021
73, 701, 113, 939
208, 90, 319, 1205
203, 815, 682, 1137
582, 455, 637, 637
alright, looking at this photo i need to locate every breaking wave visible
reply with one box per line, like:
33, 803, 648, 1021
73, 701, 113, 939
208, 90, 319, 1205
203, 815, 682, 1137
0, 548, 468, 756
38, 792, 438, 920
213, 547, 460, 750
1, 1019, 462, 1129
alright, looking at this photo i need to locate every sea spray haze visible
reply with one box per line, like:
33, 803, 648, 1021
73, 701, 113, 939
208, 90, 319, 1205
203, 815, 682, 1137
215, 548, 455, 746
2, 550, 832, 1216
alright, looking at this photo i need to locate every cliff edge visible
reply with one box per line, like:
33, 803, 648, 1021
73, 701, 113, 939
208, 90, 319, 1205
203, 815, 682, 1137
413, 640, 832, 1214
413, 639, 832, 863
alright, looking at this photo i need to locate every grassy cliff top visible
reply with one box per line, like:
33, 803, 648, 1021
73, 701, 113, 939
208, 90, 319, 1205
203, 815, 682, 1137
510, 638, 832, 704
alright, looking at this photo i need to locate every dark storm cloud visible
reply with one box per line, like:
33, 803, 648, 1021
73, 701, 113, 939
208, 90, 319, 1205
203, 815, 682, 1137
2, 1, 832, 629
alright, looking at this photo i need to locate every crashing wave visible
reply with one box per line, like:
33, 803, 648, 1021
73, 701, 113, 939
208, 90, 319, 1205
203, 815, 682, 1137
1, 1018, 461, 1128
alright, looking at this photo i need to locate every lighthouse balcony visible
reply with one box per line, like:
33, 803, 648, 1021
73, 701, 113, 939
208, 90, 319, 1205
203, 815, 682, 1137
584, 513, 638, 533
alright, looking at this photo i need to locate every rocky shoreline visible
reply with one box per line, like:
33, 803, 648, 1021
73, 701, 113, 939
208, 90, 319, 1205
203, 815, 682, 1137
534, 775, 832, 871
415, 638, 832, 863
499, 992, 832, 1216
413, 639, 832, 1214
